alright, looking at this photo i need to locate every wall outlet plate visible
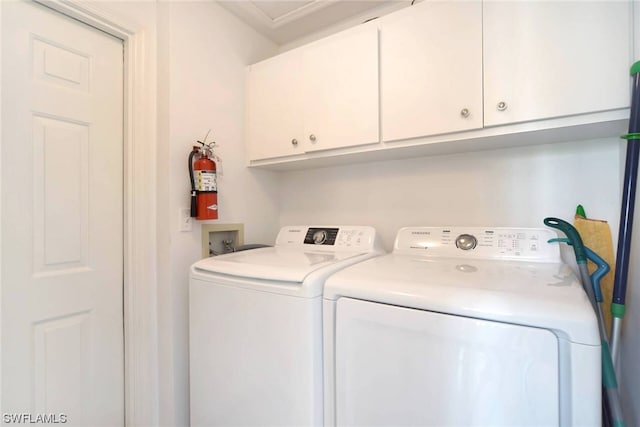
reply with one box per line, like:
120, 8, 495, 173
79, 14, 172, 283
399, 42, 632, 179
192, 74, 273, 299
180, 208, 192, 232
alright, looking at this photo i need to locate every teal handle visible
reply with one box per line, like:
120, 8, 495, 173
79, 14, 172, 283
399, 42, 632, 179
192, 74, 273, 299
547, 240, 609, 301
547, 237, 570, 245
585, 247, 610, 303
544, 217, 587, 263
602, 340, 618, 388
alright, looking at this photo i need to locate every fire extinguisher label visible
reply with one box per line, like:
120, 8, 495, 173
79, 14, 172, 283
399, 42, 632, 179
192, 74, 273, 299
196, 170, 217, 192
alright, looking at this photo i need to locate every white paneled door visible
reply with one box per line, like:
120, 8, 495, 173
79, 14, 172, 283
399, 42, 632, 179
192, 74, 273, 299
2, 1, 124, 426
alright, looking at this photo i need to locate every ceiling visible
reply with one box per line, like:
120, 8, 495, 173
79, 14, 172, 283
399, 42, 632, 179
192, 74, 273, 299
217, 0, 411, 45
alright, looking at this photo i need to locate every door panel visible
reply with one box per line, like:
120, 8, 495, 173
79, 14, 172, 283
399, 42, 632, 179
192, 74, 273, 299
2, 1, 124, 425
33, 116, 89, 272
33, 37, 90, 92
33, 312, 92, 417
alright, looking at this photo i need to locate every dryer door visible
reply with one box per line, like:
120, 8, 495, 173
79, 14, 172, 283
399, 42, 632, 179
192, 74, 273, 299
335, 297, 559, 426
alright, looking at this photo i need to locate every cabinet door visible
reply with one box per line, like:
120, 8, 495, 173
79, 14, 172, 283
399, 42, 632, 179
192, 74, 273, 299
380, 1, 482, 143
302, 26, 379, 152
484, 1, 631, 127
247, 50, 304, 161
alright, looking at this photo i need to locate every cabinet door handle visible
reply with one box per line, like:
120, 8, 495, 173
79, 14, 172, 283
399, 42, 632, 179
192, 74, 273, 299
309, 134, 317, 142
291, 138, 298, 146
497, 101, 508, 111
460, 108, 470, 118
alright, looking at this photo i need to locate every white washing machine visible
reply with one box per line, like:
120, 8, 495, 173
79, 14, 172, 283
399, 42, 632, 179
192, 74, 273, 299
189, 225, 383, 427
323, 227, 601, 427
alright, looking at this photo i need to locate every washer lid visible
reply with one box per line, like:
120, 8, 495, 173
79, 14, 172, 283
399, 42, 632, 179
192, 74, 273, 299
324, 254, 599, 345
193, 247, 367, 283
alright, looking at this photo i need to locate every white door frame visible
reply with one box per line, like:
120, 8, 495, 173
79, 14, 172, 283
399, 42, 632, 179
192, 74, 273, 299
0, 1, 159, 425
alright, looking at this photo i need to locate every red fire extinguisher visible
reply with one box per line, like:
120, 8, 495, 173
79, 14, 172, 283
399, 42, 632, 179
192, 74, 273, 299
189, 141, 218, 220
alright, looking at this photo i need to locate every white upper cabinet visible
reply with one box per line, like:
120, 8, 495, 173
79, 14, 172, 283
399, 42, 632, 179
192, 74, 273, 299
247, 49, 304, 161
380, 1, 483, 142
303, 26, 379, 152
246, 0, 633, 169
247, 25, 379, 161
483, 1, 632, 127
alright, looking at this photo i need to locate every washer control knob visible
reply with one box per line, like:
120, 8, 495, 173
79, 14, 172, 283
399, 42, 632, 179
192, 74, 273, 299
455, 234, 477, 250
312, 230, 327, 244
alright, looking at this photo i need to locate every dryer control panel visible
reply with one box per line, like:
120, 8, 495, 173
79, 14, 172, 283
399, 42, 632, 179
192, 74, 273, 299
393, 227, 560, 262
275, 226, 381, 252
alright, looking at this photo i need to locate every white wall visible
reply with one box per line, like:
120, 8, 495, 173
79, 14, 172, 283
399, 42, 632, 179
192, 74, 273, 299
158, 1, 279, 425
279, 138, 622, 252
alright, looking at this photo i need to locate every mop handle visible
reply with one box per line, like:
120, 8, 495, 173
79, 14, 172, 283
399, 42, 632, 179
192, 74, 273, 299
543, 218, 587, 263
546, 219, 625, 426
626, 61, 640, 133
544, 218, 600, 315
548, 238, 610, 302
585, 250, 624, 427
613, 61, 640, 307
585, 247, 610, 303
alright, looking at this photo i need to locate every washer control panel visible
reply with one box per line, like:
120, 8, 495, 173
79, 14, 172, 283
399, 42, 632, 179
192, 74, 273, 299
275, 226, 380, 251
304, 228, 339, 245
394, 227, 560, 261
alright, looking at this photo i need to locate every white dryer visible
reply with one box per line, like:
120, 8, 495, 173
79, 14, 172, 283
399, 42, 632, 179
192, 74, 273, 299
189, 225, 383, 427
323, 227, 601, 427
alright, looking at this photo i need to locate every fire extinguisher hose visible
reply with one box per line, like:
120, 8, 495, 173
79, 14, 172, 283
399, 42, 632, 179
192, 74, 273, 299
188, 148, 198, 217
